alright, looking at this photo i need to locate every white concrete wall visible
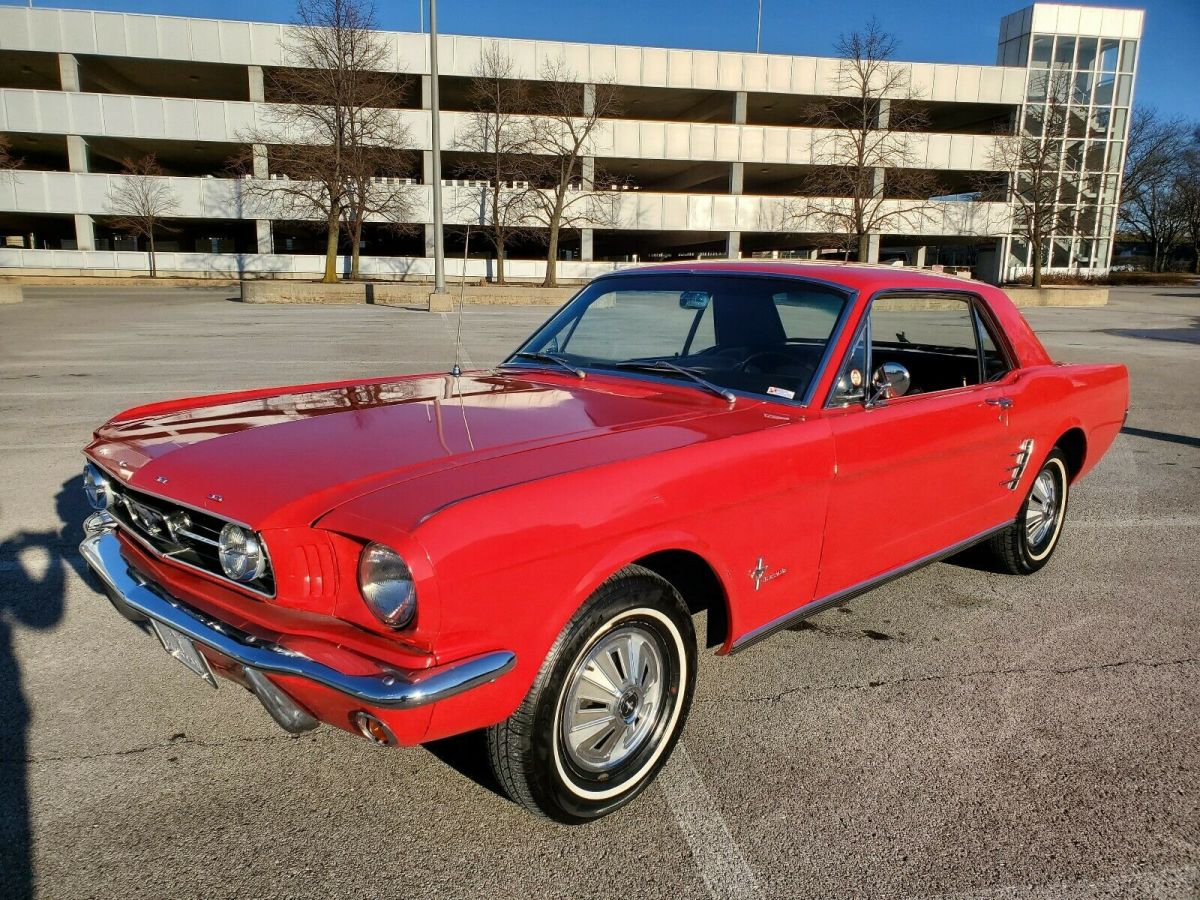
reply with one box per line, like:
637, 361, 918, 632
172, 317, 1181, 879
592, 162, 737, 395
0, 7, 1027, 104
0, 89, 1009, 171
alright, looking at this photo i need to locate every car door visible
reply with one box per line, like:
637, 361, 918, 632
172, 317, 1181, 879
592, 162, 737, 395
814, 291, 1020, 599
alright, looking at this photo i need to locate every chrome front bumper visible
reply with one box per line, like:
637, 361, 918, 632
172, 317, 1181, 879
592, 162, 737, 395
79, 529, 516, 711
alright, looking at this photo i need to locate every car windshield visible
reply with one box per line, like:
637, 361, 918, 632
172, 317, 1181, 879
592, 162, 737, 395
508, 274, 849, 402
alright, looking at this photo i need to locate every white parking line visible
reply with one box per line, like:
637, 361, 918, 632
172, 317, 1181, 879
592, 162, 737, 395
659, 743, 760, 900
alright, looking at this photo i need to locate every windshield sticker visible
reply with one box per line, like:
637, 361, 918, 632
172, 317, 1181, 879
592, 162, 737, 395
766, 386, 796, 400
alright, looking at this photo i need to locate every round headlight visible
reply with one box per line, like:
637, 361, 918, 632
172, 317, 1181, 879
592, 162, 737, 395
83, 462, 113, 511
218, 523, 267, 582
358, 543, 417, 629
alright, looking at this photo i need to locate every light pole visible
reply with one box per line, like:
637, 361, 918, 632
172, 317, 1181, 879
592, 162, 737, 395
756, 0, 763, 53
428, 0, 446, 295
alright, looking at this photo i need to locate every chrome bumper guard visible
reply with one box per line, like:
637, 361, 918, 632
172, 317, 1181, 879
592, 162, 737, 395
80, 529, 517, 711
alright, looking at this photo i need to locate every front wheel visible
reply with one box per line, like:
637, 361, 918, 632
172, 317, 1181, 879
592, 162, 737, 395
487, 565, 696, 823
987, 448, 1070, 575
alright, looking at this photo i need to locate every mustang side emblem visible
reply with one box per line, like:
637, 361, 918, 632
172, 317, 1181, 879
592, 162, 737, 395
750, 557, 787, 591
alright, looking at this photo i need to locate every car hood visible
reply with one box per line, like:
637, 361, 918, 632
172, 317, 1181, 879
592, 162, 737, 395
86, 371, 749, 528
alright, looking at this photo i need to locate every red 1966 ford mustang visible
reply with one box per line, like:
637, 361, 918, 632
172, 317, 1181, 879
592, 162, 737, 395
80, 261, 1128, 822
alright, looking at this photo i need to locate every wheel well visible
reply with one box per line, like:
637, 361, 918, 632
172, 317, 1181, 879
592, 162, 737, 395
634, 550, 730, 650
1056, 428, 1087, 481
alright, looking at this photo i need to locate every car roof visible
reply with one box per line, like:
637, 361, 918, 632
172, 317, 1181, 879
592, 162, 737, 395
602, 260, 989, 294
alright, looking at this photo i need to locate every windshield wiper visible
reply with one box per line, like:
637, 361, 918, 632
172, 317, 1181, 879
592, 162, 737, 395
504, 351, 586, 379
611, 360, 736, 404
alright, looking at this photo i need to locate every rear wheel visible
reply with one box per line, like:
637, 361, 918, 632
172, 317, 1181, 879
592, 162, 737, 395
486, 565, 696, 823
987, 448, 1070, 575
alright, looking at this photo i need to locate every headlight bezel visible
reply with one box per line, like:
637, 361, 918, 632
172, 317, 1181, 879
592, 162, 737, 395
357, 542, 418, 629
83, 462, 113, 511
217, 522, 268, 583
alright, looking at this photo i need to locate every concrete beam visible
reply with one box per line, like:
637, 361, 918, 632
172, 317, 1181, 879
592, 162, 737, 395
733, 90, 747, 125
425, 223, 436, 256
727, 231, 741, 259
255, 219, 272, 254
421, 75, 432, 109
252, 143, 269, 179
581, 228, 593, 261
582, 156, 595, 190
729, 161, 744, 195
58, 53, 80, 92
74, 214, 95, 251
66, 134, 89, 173
915, 245, 927, 267
866, 233, 881, 264
248, 65, 265, 103
583, 83, 596, 117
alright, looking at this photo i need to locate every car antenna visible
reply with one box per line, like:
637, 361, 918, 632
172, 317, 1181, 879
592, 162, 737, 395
450, 224, 470, 378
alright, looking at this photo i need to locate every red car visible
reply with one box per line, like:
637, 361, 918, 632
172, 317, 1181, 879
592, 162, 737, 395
80, 262, 1128, 822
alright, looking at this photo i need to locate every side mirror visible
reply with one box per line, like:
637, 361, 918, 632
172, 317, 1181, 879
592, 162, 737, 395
867, 362, 911, 405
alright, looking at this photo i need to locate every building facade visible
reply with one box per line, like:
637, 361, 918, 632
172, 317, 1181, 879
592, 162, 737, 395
0, 3, 1142, 282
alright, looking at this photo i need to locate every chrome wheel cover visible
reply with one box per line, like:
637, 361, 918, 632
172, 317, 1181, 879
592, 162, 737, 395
1025, 469, 1059, 547
559, 624, 665, 773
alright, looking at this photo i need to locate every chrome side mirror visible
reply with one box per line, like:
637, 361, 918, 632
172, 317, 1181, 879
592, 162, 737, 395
867, 362, 911, 405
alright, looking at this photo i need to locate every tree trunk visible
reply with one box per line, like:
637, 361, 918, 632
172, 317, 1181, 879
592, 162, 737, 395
544, 223, 560, 288
148, 232, 157, 278
350, 216, 363, 281
496, 242, 506, 284
857, 232, 870, 263
322, 213, 339, 283
1032, 256, 1043, 288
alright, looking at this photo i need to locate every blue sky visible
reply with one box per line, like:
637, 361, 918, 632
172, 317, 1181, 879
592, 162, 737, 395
15, 0, 1200, 121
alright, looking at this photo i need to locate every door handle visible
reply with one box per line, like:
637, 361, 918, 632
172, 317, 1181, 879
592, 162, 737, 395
986, 397, 1014, 409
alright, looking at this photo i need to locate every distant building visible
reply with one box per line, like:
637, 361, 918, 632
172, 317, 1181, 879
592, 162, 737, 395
0, 3, 1143, 282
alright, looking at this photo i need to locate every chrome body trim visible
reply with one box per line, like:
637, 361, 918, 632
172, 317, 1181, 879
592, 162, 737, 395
80, 532, 517, 709
730, 522, 1012, 653
1003, 438, 1036, 490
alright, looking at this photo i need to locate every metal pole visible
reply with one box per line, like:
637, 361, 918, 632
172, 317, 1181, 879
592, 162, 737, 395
756, 0, 762, 53
428, 0, 446, 294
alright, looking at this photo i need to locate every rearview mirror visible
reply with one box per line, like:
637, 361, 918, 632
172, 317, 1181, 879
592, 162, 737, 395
867, 362, 911, 405
679, 291, 711, 310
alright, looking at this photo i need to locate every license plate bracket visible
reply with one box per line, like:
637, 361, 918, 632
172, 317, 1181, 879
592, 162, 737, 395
150, 620, 217, 688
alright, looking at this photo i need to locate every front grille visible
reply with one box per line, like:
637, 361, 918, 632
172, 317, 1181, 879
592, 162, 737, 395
107, 482, 275, 596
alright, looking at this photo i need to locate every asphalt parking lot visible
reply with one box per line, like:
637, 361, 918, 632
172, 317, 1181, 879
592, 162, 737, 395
1, 281, 1197, 899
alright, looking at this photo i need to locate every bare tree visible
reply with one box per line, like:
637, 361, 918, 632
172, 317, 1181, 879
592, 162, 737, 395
0, 134, 20, 171
982, 71, 1084, 288
452, 43, 540, 283
793, 20, 941, 261
1120, 108, 1191, 272
239, 0, 414, 282
106, 154, 180, 277
525, 58, 621, 287
1176, 139, 1200, 274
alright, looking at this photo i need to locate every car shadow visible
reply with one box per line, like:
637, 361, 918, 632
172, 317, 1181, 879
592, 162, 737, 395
0, 476, 89, 900
422, 730, 508, 801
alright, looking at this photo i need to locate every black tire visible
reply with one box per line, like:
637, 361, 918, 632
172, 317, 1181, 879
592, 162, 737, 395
987, 448, 1070, 575
486, 565, 697, 823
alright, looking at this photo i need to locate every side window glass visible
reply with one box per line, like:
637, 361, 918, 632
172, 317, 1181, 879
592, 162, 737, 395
975, 308, 1011, 382
829, 329, 868, 405
870, 296, 980, 395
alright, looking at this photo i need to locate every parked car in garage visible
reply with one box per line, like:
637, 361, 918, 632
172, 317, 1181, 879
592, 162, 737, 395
79, 261, 1128, 822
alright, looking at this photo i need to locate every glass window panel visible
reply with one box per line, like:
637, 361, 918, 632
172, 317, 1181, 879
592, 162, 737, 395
1059, 176, 1080, 205
1009, 239, 1030, 267
1031, 35, 1053, 68
1099, 39, 1119, 72
1116, 74, 1132, 106
1106, 141, 1124, 170
1077, 239, 1096, 267
1023, 105, 1045, 136
1054, 36, 1076, 68
1089, 106, 1111, 137
1081, 174, 1102, 202
1078, 206, 1099, 233
1120, 40, 1137, 73
1052, 239, 1071, 267
1096, 239, 1110, 264
1073, 71, 1093, 104
1085, 141, 1107, 170
1076, 38, 1099, 71
1101, 175, 1118, 205
1064, 140, 1085, 171
1112, 108, 1128, 139
1094, 73, 1114, 105
1099, 207, 1114, 233
1027, 70, 1049, 101
1068, 106, 1088, 137
870, 297, 982, 391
